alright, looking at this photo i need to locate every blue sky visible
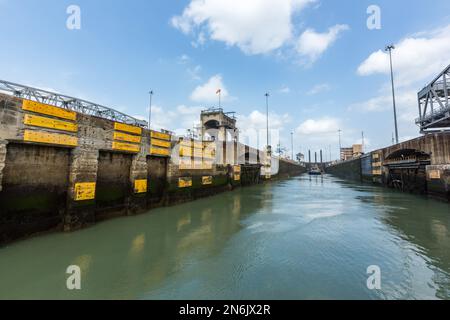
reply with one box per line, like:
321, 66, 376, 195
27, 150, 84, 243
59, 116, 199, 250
1, 0, 449, 160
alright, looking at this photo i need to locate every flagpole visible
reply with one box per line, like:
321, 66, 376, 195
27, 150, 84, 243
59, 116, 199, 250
219, 90, 221, 108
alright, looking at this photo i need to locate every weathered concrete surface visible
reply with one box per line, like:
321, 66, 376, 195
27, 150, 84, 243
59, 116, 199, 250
325, 158, 362, 181
147, 156, 168, 207
0, 92, 308, 245
0, 140, 7, 192
326, 132, 450, 201
278, 159, 307, 178
0, 143, 70, 243
65, 147, 99, 231
381, 132, 450, 165
96, 152, 132, 219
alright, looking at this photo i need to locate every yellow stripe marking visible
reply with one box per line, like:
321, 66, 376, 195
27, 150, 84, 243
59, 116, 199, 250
23, 114, 78, 132
151, 131, 171, 141
112, 141, 140, 153
114, 122, 142, 135
23, 130, 78, 147
113, 131, 142, 143
22, 99, 76, 121
179, 146, 193, 157
151, 139, 171, 148
150, 147, 171, 157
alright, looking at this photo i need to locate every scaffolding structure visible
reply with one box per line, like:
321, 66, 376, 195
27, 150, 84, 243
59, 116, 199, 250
0, 80, 148, 127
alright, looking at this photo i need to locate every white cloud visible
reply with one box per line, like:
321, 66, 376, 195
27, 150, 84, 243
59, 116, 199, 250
307, 83, 331, 95
134, 104, 203, 134
348, 89, 418, 123
357, 24, 450, 87
237, 110, 291, 131
296, 24, 349, 63
171, 0, 316, 55
178, 54, 190, 64
296, 117, 340, 135
278, 86, 291, 94
190, 74, 229, 103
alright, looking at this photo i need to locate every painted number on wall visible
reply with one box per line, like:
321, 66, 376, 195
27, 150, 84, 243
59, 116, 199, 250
179, 177, 193, 188
74, 182, 96, 201
202, 176, 213, 185
134, 179, 147, 194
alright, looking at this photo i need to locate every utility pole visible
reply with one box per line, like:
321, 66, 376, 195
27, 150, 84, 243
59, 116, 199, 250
338, 129, 342, 160
265, 93, 270, 149
291, 131, 294, 160
361, 131, 365, 154
148, 90, 154, 130
386, 44, 399, 144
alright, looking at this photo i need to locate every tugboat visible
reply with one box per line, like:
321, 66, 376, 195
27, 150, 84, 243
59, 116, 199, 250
308, 165, 322, 176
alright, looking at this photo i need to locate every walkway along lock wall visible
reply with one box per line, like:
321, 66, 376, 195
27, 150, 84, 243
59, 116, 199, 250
325, 132, 450, 201
0, 93, 305, 245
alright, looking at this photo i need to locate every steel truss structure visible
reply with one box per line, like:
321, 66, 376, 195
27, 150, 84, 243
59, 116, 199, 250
0, 80, 148, 127
416, 64, 450, 133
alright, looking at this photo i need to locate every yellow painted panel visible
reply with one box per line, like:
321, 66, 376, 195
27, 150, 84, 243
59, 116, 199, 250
24, 130, 78, 147
193, 160, 203, 170
151, 139, 171, 148
134, 179, 147, 193
428, 170, 441, 180
112, 141, 140, 153
193, 149, 203, 157
234, 173, 241, 181
179, 158, 192, 169
74, 182, 96, 201
178, 177, 193, 188
113, 131, 142, 143
22, 99, 77, 121
203, 153, 215, 160
202, 176, 213, 185
180, 140, 198, 148
234, 165, 241, 173
23, 114, 78, 132
372, 169, 382, 175
193, 141, 203, 149
180, 146, 193, 157
150, 147, 170, 157
151, 131, 171, 141
114, 122, 142, 135
203, 161, 213, 170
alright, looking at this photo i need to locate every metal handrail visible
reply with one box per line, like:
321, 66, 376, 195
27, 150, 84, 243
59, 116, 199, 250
0, 79, 148, 127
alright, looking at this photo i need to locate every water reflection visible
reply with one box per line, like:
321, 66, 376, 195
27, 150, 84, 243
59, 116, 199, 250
0, 175, 449, 299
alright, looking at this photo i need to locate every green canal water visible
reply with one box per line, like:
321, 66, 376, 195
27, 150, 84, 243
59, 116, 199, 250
1, 175, 450, 300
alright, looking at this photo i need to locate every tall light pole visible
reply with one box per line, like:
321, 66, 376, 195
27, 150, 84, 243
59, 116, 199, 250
148, 90, 154, 130
265, 93, 270, 149
361, 131, 365, 154
385, 44, 399, 144
338, 129, 342, 160
291, 131, 294, 160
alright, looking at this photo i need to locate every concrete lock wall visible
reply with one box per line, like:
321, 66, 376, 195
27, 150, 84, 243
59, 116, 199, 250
326, 158, 362, 181
326, 132, 450, 201
0, 93, 305, 244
